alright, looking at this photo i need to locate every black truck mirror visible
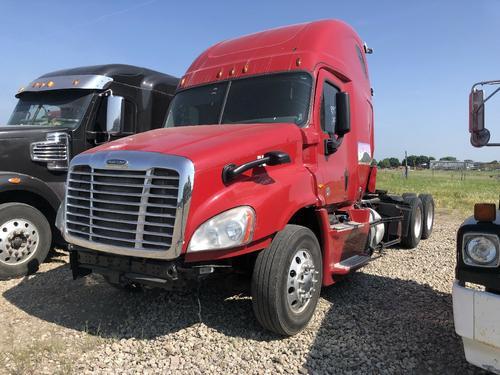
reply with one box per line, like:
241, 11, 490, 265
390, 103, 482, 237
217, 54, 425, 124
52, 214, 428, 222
335, 92, 351, 136
106, 95, 125, 136
469, 89, 490, 147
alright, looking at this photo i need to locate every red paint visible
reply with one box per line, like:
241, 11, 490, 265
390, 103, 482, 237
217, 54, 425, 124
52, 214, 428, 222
86, 20, 376, 284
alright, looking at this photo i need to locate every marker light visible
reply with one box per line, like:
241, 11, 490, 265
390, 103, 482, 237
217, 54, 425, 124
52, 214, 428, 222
474, 203, 496, 222
47, 80, 55, 88
216, 70, 223, 79
229, 68, 235, 76
242, 64, 249, 73
72, 79, 80, 86
8, 177, 21, 184
188, 206, 256, 252
296, 57, 302, 67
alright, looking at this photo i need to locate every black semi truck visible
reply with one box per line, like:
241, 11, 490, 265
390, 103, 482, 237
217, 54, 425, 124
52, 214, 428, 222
0, 64, 178, 278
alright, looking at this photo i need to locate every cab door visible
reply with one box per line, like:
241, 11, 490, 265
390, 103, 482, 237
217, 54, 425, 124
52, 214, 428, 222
313, 69, 351, 207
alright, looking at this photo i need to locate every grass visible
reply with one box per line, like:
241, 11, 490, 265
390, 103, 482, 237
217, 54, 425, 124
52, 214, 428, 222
0, 329, 102, 375
376, 168, 500, 214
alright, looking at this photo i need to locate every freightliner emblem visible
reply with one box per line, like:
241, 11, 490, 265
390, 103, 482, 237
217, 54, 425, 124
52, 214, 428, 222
106, 159, 128, 167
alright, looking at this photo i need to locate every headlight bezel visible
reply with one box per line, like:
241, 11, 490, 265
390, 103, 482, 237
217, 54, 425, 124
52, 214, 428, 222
187, 206, 256, 252
462, 232, 500, 268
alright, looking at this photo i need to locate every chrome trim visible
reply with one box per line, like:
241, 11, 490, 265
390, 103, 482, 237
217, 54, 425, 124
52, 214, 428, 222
18, 74, 113, 95
63, 151, 194, 260
30, 132, 70, 171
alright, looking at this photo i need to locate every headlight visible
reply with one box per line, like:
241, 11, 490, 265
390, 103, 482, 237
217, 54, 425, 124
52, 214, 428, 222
188, 206, 255, 252
463, 233, 500, 267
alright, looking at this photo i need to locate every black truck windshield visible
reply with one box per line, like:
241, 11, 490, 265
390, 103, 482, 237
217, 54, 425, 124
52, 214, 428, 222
6, 90, 92, 128
165, 72, 312, 127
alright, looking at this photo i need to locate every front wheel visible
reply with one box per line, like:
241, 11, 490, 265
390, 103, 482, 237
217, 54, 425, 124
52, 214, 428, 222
251, 225, 322, 336
0, 203, 52, 279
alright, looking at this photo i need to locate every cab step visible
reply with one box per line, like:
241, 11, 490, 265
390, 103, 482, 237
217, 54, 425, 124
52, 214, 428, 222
332, 255, 371, 274
330, 221, 363, 232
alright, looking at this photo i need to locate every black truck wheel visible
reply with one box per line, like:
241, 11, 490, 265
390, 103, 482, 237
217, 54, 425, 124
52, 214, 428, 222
0, 203, 51, 279
401, 197, 424, 249
251, 225, 322, 336
418, 194, 435, 239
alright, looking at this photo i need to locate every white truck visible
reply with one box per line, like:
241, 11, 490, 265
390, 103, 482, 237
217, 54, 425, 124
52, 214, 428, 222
453, 80, 500, 373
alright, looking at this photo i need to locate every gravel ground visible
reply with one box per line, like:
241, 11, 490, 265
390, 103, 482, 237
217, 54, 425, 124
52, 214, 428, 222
0, 211, 489, 374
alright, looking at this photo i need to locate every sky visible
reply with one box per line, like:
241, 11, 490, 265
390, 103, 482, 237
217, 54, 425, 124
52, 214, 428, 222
0, 0, 499, 162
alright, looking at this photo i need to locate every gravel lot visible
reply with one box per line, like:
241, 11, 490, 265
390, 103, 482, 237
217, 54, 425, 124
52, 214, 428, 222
0, 211, 488, 374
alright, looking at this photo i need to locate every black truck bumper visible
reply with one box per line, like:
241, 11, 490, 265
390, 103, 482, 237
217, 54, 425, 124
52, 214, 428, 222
69, 246, 230, 290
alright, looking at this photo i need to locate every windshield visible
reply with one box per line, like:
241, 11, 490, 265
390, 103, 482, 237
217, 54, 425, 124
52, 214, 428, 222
165, 72, 312, 127
6, 90, 93, 128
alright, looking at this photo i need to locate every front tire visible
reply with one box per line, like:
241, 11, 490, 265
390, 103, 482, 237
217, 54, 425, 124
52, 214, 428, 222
0, 203, 51, 279
251, 225, 322, 336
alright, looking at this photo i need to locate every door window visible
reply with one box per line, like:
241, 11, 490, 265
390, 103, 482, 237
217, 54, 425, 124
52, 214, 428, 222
320, 81, 339, 135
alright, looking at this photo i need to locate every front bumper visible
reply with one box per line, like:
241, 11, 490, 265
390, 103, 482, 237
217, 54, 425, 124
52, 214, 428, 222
69, 246, 231, 290
452, 281, 500, 373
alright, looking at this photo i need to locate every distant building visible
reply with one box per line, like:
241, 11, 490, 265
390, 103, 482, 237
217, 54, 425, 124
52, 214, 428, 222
430, 160, 479, 170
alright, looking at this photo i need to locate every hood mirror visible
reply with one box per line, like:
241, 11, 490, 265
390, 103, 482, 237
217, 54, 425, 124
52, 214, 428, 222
106, 95, 125, 136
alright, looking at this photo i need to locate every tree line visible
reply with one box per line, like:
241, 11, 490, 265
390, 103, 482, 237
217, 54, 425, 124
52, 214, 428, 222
375, 155, 458, 169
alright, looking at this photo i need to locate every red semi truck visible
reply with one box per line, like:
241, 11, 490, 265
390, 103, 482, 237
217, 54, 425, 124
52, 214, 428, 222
56, 20, 435, 335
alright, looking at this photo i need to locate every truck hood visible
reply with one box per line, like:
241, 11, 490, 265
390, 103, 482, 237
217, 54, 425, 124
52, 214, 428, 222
0, 125, 71, 139
86, 123, 304, 171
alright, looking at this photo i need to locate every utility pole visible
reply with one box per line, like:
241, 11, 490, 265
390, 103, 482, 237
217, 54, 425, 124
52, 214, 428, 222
404, 151, 408, 179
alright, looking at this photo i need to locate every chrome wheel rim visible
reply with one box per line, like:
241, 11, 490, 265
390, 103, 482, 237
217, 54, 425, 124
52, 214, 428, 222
426, 204, 434, 231
414, 207, 423, 239
0, 219, 39, 265
287, 248, 319, 314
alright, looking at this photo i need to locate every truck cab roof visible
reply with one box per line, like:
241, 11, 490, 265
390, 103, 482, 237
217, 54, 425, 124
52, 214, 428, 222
181, 20, 370, 93
19, 64, 178, 97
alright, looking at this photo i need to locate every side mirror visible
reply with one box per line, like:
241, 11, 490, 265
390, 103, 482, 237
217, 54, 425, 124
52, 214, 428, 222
335, 92, 351, 136
469, 89, 489, 147
106, 95, 125, 136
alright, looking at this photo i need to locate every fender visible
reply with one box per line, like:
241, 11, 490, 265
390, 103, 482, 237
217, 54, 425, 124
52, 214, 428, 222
0, 171, 62, 212
183, 164, 319, 263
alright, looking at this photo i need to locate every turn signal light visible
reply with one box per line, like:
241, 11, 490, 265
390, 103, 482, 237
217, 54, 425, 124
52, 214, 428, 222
8, 177, 21, 184
47, 80, 55, 87
474, 203, 496, 222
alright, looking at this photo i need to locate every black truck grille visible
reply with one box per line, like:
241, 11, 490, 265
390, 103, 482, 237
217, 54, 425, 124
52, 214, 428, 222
66, 165, 179, 251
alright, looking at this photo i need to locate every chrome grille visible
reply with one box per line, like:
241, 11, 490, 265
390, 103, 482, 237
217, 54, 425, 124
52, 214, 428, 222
66, 165, 180, 251
31, 132, 69, 162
